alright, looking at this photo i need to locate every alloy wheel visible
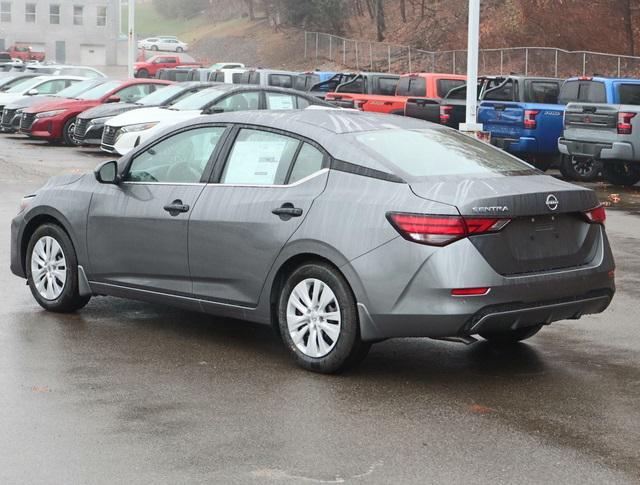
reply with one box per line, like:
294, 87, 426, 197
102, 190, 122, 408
30, 236, 67, 300
286, 278, 341, 358
571, 156, 597, 177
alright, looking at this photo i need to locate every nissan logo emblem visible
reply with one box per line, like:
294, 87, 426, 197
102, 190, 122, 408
546, 194, 559, 211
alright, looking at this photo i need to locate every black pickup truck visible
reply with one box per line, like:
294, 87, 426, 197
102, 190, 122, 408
404, 76, 505, 127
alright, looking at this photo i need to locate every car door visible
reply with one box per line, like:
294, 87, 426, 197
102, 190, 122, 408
86, 124, 229, 296
189, 127, 329, 307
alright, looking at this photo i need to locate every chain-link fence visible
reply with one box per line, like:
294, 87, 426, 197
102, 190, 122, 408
304, 31, 640, 78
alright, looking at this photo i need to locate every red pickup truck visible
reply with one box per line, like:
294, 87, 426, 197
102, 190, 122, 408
134, 55, 200, 78
325, 72, 467, 115
6, 45, 45, 62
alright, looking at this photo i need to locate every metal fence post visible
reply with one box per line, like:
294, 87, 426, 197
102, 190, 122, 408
583, 53, 586, 76
355, 42, 359, 70
555, 49, 558, 77
525, 48, 529, 76
432, 52, 436, 72
304, 32, 308, 59
453, 51, 456, 74
388, 45, 391, 73
618, 56, 622, 77
370, 42, 373, 70
343, 39, 346, 66
408, 47, 412, 73
315, 32, 319, 61
500, 49, 503, 75
329, 35, 332, 61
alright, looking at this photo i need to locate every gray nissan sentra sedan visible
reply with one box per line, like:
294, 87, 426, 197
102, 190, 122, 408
10, 110, 615, 373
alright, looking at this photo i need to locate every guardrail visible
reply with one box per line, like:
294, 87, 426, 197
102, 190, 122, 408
304, 31, 640, 78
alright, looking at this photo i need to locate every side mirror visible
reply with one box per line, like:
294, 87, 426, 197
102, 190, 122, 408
106, 95, 121, 103
95, 160, 119, 184
27, 88, 39, 96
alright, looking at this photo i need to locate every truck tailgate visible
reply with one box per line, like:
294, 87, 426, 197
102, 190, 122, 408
564, 103, 619, 143
478, 101, 525, 138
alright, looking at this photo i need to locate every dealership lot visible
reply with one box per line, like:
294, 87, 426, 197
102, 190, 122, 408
0, 136, 639, 483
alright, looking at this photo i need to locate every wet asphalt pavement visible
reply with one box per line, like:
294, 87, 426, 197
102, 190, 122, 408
0, 136, 639, 484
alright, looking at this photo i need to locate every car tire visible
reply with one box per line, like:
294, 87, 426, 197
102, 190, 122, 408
151, 45, 158, 51
62, 117, 77, 146
277, 262, 371, 374
560, 155, 602, 182
176, 47, 184, 53
137, 69, 149, 79
480, 324, 543, 345
26, 224, 91, 313
603, 162, 640, 186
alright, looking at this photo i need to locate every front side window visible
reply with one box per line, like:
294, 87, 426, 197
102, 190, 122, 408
213, 91, 260, 111
618, 84, 640, 105
73, 5, 83, 25
34, 79, 73, 94
265, 92, 296, 110
49, 4, 60, 24
527, 81, 560, 104
397, 77, 426, 97
437, 79, 466, 98
1, 1, 11, 22
126, 127, 226, 183
376, 77, 399, 96
221, 129, 300, 185
25, 2, 36, 22
97, 6, 107, 26
337, 76, 365, 94
483, 79, 515, 101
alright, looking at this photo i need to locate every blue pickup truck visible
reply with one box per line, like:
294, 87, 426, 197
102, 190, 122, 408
478, 76, 566, 173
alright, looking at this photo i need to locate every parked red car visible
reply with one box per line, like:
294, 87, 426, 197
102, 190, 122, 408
20, 79, 172, 145
326, 72, 467, 115
7, 44, 45, 62
134, 55, 200, 78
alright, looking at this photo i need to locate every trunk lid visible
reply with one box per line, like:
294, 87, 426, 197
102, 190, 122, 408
410, 174, 602, 275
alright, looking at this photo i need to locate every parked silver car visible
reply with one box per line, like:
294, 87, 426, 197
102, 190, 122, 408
10, 110, 615, 373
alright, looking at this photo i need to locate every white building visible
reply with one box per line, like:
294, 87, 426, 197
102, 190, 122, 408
0, 0, 119, 65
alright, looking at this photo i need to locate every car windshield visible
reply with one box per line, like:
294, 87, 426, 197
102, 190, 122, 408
5, 76, 43, 93
56, 79, 104, 98
169, 86, 229, 110
76, 80, 122, 100
136, 84, 184, 106
352, 128, 532, 178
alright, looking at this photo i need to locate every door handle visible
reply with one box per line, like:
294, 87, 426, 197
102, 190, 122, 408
272, 203, 303, 220
164, 200, 190, 215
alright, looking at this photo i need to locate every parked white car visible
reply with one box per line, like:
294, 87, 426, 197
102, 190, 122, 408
209, 62, 245, 70
138, 37, 189, 53
0, 75, 85, 108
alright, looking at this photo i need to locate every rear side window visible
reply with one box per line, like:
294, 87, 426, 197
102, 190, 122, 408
248, 72, 261, 85
397, 77, 426, 97
337, 76, 365, 94
221, 129, 300, 185
526, 81, 560, 103
232, 73, 243, 84
559, 80, 606, 104
210, 72, 225, 82
352, 129, 532, 178
618, 84, 640, 105
288, 143, 325, 184
437, 79, 466, 98
268, 74, 293, 88
376, 77, 399, 95
483, 80, 515, 101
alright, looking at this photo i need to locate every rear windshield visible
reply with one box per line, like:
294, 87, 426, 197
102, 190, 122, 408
618, 84, 640, 105
558, 80, 606, 104
483, 80, 515, 101
397, 77, 426, 97
268, 74, 293, 88
437, 79, 466, 98
526, 81, 560, 104
352, 129, 532, 178
376, 77, 399, 95
77, 80, 122, 100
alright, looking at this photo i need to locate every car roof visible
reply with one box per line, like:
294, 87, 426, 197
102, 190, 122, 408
566, 76, 640, 83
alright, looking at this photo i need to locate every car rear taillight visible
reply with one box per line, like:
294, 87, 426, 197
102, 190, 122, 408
451, 288, 491, 297
584, 206, 606, 225
617, 112, 636, 135
387, 213, 511, 247
439, 105, 453, 124
354, 99, 367, 111
524, 109, 540, 129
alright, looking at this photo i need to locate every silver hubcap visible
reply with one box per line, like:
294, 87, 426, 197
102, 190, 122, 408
286, 278, 341, 358
31, 236, 67, 300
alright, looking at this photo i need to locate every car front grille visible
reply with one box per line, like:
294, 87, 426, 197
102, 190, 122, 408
2, 108, 15, 126
74, 118, 89, 140
102, 125, 117, 146
20, 113, 36, 132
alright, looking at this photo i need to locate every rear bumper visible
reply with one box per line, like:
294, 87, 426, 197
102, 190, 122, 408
559, 138, 635, 161
493, 136, 538, 153
347, 232, 615, 341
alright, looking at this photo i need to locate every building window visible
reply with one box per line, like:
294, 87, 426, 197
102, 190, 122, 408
96, 6, 106, 26
1, 2, 11, 23
73, 5, 83, 25
49, 4, 60, 24
25, 3, 36, 23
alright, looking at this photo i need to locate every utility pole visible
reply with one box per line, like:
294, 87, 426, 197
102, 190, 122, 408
127, 0, 136, 78
459, 0, 486, 138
